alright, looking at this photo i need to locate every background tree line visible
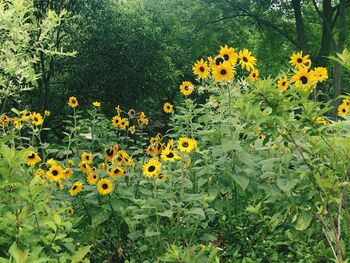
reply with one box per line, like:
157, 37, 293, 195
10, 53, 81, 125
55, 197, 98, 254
3, 0, 350, 140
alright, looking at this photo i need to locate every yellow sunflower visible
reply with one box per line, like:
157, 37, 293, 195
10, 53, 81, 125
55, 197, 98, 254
248, 68, 259, 82
212, 61, 235, 82
179, 81, 194, 96
67, 207, 74, 216
338, 103, 349, 117
212, 55, 225, 69
129, 125, 136, 135
69, 181, 83, 196
163, 102, 173, 113
112, 115, 121, 127
45, 164, 64, 182
81, 152, 93, 164
21, 110, 31, 121
157, 173, 167, 182
104, 147, 115, 161
277, 76, 289, 91
63, 168, 73, 179
315, 116, 330, 126
312, 67, 328, 83
97, 178, 113, 195
26, 151, 41, 166
289, 51, 311, 69
177, 137, 196, 153
31, 112, 44, 126
161, 148, 181, 162
87, 172, 99, 185
92, 101, 101, 107
142, 158, 162, 178
108, 166, 125, 178
192, 59, 210, 79
291, 67, 317, 91
78, 161, 92, 174
219, 45, 238, 65
44, 110, 50, 116
68, 96, 78, 108
119, 118, 129, 129
239, 49, 256, 72
34, 168, 44, 178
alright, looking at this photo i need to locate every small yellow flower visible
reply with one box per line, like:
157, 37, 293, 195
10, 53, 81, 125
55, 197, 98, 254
163, 102, 173, 113
277, 76, 289, 91
26, 151, 41, 166
338, 103, 349, 117
178, 137, 197, 153
129, 125, 136, 135
31, 112, 44, 126
97, 178, 113, 195
68, 96, 78, 108
179, 81, 194, 96
69, 181, 83, 196
44, 110, 50, 116
92, 101, 101, 107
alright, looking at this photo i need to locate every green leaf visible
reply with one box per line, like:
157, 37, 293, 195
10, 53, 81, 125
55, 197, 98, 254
70, 245, 91, 263
231, 173, 249, 191
144, 228, 160, 237
295, 212, 312, 231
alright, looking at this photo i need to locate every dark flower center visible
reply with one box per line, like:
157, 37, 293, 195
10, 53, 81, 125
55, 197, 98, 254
102, 183, 108, 189
242, 57, 248, 62
148, 165, 156, 172
342, 108, 346, 113
220, 69, 227, 75
72, 185, 77, 190
215, 57, 224, 65
86, 155, 90, 160
300, 76, 308, 84
297, 58, 303, 63
199, 66, 204, 72
253, 73, 256, 77
282, 82, 286, 86
114, 168, 120, 174
52, 170, 58, 176
28, 153, 35, 159
166, 152, 174, 158
223, 54, 229, 61
93, 175, 97, 179
182, 142, 189, 148
106, 148, 114, 156
184, 86, 189, 90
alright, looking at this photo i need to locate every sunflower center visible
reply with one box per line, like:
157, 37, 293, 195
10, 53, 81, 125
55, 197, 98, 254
184, 86, 189, 90
34, 117, 38, 122
93, 175, 97, 179
72, 99, 76, 103
300, 76, 308, 84
166, 152, 174, 158
297, 58, 303, 63
72, 185, 77, 190
199, 66, 204, 72
182, 142, 189, 148
282, 82, 286, 86
52, 170, 58, 176
220, 69, 227, 75
223, 54, 229, 61
148, 165, 156, 172
342, 108, 346, 113
215, 57, 224, 65
242, 57, 248, 62
28, 153, 35, 159
102, 183, 108, 189
114, 168, 120, 174
253, 73, 256, 77
86, 156, 90, 160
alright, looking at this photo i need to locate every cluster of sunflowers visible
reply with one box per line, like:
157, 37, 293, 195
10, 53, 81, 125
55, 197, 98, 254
111, 106, 148, 134
337, 98, 350, 117
0, 109, 50, 128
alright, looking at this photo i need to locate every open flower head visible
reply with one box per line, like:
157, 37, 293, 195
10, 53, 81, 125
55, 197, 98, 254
192, 58, 210, 79
239, 49, 256, 72
142, 158, 162, 178
97, 178, 113, 195
68, 96, 78, 108
179, 81, 194, 96
69, 181, 83, 196
26, 151, 41, 166
163, 102, 173, 113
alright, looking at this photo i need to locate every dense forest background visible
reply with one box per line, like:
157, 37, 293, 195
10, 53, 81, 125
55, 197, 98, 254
8, 0, 350, 138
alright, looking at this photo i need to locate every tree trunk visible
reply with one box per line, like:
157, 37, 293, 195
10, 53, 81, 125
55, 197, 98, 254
332, 0, 347, 117
291, 0, 309, 53
317, 0, 333, 65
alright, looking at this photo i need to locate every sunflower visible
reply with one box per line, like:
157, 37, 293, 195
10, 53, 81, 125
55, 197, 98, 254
68, 96, 78, 108
163, 102, 173, 113
34, 168, 44, 178
78, 161, 92, 174
248, 68, 259, 82
212, 55, 225, 69
92, 101, 101, 107
44, 110, 50, 116
258, 133, 266, 140
112, 115, 121, 127
26, 151, 41, 166
81, 152, 93, 164
128, 109, 136, 118
277, 76, 289, 91
212, 61, 235, 82
97, 178, 113, 195
219, 45, 238, 65
157, 173, 167, 182
161, 148, 181, 162
69, 181, 83, 196
108, 166, 125, 178
239, 49, 256, 72
87, 172, 99, 185
45, 164, 64, 182
312, 67, 328, 83
192, 59, 210, 79
31, 112, 44, 126
129, 125, 136, 135
105, 147, 115, 161
179, 81, 194, 96
67, 207, 74, 216
63, 168, 73, 179
289, 51, 311, 69
21, 110, 31, 121
177, 137, 196, 153
338, 103, 349, 117
315, 116, 330, 126
291, 67, 317, 91
142, 158, 162, 178
119, 118, 129, 129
